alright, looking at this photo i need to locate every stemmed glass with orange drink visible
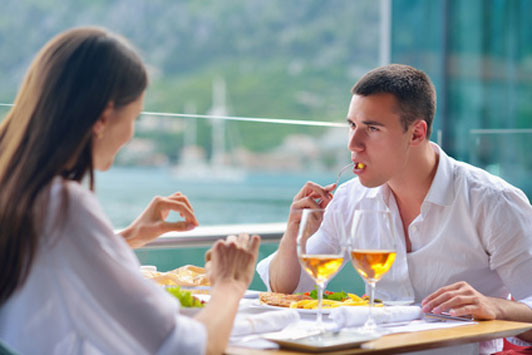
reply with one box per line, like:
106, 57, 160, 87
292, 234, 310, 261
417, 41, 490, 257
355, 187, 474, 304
349, 209, 397, 332
297, 208, 346, 332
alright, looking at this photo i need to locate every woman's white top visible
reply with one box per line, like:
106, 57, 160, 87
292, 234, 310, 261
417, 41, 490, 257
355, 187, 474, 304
0, 178, 206, 355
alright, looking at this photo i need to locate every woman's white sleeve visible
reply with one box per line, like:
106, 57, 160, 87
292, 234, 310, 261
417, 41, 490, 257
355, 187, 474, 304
54, 183, 207, 354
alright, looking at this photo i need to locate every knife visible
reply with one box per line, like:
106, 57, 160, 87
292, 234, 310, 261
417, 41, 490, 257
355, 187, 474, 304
424, 311, 474, 322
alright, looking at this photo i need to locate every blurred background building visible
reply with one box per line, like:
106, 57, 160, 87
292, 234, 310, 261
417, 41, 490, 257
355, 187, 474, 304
391, 0, 531, 195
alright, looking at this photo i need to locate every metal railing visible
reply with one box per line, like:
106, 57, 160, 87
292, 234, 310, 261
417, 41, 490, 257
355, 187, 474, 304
139, 222, 286, 249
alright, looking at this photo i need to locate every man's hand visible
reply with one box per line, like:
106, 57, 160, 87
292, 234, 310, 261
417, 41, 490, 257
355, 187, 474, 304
421, 281, 499, 320
268, 181, 335, 294
120, 192, 199, 248
285, 181, 336, 241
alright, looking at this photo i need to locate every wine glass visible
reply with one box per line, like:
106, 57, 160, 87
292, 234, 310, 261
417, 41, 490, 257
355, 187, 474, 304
297, 208, 346, 332
348, 209, 397, 332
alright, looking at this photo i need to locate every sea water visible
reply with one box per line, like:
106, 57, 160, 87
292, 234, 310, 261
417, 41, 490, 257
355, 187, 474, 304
95, 166, 345, 229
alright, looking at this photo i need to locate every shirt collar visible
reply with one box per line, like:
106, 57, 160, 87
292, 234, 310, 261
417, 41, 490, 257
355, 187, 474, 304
423, 142, 455, 206
365, 184, 391, 208
365, 186, 381, 199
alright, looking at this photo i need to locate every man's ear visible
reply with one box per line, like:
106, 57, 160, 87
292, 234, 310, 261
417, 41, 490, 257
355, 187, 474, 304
410, 120, 427, 146
92, 102, 114, 138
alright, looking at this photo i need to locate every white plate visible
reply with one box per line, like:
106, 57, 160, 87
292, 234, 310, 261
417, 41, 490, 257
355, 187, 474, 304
179, 306, 203, 317
177, 287, 261, 298
251, 300, 332, 315
243, 290, 262, 299
264, 329, 381, 352
180, 286, 211, 293
382, 300, 415, 306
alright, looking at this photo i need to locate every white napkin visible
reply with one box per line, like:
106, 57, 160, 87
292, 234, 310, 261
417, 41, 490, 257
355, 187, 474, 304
231, 309, 300, 337
329, 306, 422, 328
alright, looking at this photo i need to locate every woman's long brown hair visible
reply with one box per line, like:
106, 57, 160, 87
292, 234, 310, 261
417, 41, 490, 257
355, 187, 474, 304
0, 27, 147, 305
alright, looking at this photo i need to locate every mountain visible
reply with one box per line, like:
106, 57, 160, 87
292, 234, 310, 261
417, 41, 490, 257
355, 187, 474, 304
0, 0, 380, 155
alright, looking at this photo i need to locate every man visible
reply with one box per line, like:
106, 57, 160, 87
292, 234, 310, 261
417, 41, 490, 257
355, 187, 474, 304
256, 64, 532, 350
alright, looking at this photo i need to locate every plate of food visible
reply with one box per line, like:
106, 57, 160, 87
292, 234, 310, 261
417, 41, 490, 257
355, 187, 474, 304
179, 286, 211, 295
254, 292, 331, 314
141, 264, 210, 289
166, 286, 207, 317
254, 301, 333, 315
255, 290, 375, 315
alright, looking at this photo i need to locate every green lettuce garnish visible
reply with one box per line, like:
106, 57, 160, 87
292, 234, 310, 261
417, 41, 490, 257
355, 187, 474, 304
305, 286, 347, 301
166, 286, 205, 308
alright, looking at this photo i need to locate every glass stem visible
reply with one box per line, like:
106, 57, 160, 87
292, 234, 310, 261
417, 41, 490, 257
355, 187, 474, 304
317, 282, 325, 331
366, 280, 377, 330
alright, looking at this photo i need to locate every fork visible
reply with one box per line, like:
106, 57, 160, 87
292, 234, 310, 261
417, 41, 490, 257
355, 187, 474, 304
334, 163, 354, 187
316, 163, 354, 206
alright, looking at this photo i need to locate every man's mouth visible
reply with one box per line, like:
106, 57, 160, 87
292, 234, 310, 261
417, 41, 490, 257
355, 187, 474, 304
353, 162, 366, 172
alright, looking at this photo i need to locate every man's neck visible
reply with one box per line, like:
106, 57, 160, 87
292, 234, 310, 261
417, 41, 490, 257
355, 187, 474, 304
387, 142, 439, 211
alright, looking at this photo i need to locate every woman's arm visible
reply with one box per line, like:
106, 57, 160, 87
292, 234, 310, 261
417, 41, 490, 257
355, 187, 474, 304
120, 192, 199, 248
195, 234, 260, 355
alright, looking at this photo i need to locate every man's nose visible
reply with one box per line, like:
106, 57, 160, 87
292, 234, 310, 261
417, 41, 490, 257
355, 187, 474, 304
348, 128, 364, 152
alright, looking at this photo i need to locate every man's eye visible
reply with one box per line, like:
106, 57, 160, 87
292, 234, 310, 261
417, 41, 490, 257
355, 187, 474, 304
369, 126, 379, 132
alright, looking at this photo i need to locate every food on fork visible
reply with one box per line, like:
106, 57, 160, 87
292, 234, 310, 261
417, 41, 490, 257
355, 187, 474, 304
141, 264, 210, 287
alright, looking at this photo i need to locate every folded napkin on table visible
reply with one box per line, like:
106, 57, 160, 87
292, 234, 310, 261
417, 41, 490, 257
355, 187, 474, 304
329, 306, 422, 328
231, 309, 300, 337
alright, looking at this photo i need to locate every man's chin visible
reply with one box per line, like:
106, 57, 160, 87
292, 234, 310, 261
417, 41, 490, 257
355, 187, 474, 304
358, 177, 386, 188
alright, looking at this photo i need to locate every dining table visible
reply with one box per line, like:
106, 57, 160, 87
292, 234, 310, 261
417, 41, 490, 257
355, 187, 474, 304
223, 295, 532, 355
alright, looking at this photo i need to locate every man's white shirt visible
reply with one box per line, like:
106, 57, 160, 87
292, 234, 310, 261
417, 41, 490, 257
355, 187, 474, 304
257, 143, 532, 353
258, 142, 532, 308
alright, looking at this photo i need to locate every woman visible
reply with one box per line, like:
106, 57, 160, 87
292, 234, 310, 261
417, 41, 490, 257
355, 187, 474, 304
0, 27, 260, 355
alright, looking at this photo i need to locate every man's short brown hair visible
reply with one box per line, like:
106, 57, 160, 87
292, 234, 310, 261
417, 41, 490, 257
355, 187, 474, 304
351, 64, 436, 138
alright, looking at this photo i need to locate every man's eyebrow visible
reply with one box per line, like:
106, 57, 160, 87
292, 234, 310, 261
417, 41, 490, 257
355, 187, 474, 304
345, 118, 385, 127
362, 120, 385, 126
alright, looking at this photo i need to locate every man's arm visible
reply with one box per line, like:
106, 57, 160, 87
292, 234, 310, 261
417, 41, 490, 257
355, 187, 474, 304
268, 223, 302, 293
421, 188, 532, 342
422, 282, 532, 342
268, 181, 335, 293
494, 298, 532, 342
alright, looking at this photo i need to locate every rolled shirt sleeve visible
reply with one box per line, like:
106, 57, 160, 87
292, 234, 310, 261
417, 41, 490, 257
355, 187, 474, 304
256, 204, 348, 294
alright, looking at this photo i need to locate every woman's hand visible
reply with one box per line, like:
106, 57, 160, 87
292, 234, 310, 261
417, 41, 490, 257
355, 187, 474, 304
196, 234, 261, 355
205, 233, 261, 295
120, 192, 199, 248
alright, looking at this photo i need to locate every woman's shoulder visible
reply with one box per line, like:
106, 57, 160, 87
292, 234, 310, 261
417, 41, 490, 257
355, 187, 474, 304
42, 177, 137, 265
43, 177, 112, 234
49, 177, 94, 202
49, 177, 104, 213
